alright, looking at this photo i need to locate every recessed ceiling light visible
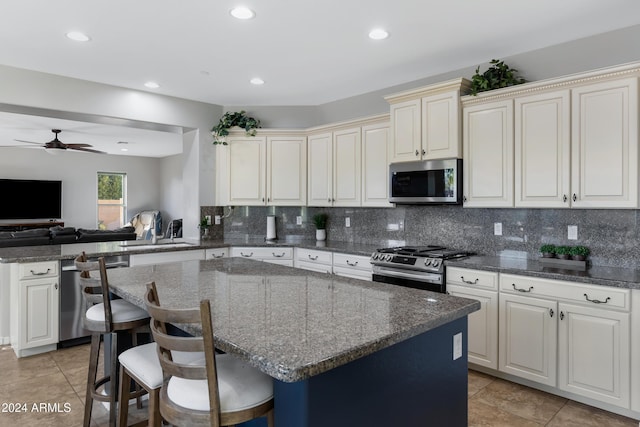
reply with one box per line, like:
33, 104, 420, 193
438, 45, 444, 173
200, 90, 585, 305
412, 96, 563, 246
230, 6, 255, 20
250, 77, 265, 85
144, 81, 160, 89
66, 31, 91, 42
118, 141, 129, 152
368, 28, 389, 40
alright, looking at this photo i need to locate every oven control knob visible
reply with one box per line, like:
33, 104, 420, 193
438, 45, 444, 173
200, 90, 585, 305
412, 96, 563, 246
385, 254, 393, 261
432, 260, 441, 268
424, 259, 431, 266
371, 253, 378, 260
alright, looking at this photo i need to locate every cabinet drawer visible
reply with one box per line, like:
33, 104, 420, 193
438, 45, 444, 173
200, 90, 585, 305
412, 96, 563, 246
332, 253, 372, 271
205, 247, 229, 260
446, 267, 498, 290
500, 273, 630, 311
333, 266, 372, 281
296, 260, 333, 274
18, 261, 58, 280
296, 248, 333, 265
231, 247, 293, 260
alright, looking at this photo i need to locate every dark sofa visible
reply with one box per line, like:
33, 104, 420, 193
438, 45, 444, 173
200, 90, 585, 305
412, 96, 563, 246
0, 226, 137, 248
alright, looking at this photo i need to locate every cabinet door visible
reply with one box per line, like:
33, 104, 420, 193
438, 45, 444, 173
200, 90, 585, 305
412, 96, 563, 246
333, 127, 361, 207
21, 278, 59, 348
422, 90, 461, 159
515, 90, 571, 208
499, 293, 557, 386
558, 303, 630, 408
307, 132, 333, 206
571, 78, 638, 208
267, 136, 307, 206
227, 136, 267, 205
463, 100, 514, 207
390, 99, 421, 162
361, 122, 392, 207
447, 284, 498, 369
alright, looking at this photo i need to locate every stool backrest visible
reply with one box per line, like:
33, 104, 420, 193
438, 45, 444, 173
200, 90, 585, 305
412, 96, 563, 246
144, 282, 221, 426
74, 252, 114, 332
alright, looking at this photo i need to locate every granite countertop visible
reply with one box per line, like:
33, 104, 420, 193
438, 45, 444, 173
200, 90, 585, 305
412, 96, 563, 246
447, 255, 640, 289
106, 257, 480, 382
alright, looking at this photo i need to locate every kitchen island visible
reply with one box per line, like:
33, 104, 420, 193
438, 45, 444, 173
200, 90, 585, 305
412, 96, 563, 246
107, 257, 480, 427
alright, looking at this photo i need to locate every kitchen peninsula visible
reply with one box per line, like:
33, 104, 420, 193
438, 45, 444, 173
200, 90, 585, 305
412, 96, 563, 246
106, 257, 480, 427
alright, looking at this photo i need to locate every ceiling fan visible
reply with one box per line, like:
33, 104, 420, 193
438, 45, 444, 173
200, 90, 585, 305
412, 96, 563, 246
11, 129, 105, 153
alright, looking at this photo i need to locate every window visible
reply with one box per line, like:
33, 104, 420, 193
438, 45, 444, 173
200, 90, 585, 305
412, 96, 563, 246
97, 172, 126, 230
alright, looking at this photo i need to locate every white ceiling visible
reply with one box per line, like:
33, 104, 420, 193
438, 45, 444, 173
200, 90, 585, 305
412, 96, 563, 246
1, 0, 639, 156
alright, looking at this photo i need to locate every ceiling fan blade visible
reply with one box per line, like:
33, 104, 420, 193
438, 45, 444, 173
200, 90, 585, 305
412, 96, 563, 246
69, 146, 106, 154
65, 143, 94, 148
13, 139, 44, 145
1, 144, 45, 148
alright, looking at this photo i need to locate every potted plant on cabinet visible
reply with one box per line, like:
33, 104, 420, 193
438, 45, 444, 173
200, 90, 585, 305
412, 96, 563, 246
555, 245, 571, 260
211, 111, 261, 145
539, 244, 556, 258
569, 245, 590, 261
312, 213, 328, 241
470, 59, 526, 96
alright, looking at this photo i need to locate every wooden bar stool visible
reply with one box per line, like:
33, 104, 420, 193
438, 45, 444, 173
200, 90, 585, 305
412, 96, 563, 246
144, 281, 275, 427
74, 252, 150, 427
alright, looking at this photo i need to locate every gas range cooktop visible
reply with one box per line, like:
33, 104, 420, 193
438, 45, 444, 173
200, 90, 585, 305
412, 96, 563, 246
370, 245, 473, 273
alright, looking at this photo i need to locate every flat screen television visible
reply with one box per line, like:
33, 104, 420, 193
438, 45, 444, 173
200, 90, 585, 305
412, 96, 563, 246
0, 179, 62, 220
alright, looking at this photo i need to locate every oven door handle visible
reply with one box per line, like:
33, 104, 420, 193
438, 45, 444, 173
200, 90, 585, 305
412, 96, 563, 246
372, 266, 442, 284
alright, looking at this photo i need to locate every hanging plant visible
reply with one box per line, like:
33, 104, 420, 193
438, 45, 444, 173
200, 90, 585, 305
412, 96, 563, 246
211, 110, 261, 145
470, 59, 526, 96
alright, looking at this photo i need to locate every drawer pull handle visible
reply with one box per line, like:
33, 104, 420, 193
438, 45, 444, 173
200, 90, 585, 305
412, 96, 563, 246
346, 260, 358, 267
272, 252, 285, 258
240, 252, 253, 257
460, 276, 478, 285
512, 284, 533, 293
584, 293, 611, 304
30, 268, 51, 276
308, 255, 319, 261
212, 253, 225, 259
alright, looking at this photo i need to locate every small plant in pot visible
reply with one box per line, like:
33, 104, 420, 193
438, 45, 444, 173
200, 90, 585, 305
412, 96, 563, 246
312, 213, 328, 241
555, 245, 571, 260
539, 244, 556, 258
569, 246, 590, 261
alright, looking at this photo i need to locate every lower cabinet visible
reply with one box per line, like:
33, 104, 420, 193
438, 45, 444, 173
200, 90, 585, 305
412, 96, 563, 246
332, 252, 372, 280
10, 261, 60, 357
129, 249, 205, 266
294, 248, 332, 273
230, 247, 294, 267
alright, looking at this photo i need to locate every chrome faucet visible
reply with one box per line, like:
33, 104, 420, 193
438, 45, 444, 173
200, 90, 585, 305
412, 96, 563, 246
166, 221, 175, 242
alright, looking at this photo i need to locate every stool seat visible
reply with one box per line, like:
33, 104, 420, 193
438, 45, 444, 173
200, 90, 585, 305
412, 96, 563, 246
167, 353, 274, 413
86, 300, 149, 325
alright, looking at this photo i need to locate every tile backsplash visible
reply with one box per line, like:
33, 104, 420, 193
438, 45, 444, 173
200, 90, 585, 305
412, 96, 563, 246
205, 205, 640, 269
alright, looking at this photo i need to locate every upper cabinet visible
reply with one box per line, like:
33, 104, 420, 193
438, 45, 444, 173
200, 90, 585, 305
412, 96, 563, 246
385, 78, 470, 162
361, 122, 392, 207
226, 132, 307, 206
461, 64, 640, 209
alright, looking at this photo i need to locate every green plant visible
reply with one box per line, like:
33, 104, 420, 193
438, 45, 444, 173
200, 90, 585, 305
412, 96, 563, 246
199, 217, 210, 228
569, 246, 590, 257
211, 110, 261, 145
312, 213, 328, 229
539, 244, 556, 254
555, 245, 571, 256
470, 59, 525, 96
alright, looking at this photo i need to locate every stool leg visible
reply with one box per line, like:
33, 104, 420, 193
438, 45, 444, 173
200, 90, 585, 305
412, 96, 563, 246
109, 332, 118, 427
267, 409, 275, 427
84, 333, 101, 427
149, 388, 161, 427
118, 364, 131, 427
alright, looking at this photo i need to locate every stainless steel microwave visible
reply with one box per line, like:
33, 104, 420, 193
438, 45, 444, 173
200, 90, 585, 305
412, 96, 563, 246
389, 158, 463, 204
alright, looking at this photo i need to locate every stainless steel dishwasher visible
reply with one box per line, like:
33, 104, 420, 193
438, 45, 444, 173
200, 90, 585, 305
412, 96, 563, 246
59, 254, 130, 347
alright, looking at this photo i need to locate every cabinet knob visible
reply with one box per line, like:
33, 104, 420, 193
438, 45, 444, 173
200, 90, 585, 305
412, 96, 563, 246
463, 196, 467, 203
328, 198, 331, 203
262, 197, 265, 202
415, 150, 419, 156
572, 193, 577, 202
54, 283, 58, 290
421, 149, 426, 155
560, 311, 565, 320
563, 194, 567, 203
549, 308, 554, 318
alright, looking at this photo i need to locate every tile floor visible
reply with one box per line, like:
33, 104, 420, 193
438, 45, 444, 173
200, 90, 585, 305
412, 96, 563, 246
0, 343, 637, 426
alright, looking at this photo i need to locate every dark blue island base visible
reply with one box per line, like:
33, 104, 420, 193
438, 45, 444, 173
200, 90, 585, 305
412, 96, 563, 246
271, 317, 468, 427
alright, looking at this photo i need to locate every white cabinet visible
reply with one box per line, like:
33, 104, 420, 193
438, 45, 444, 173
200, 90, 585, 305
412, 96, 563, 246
386, 79, 469, 162
462, 99, 514, 207
307, 127, 361, 207
205, 247, 229, 260
227, 134, 307, 206
294, 248, 332, 273
361, 122, 392, 207
558, 302, 630, 407
231, 247, 294, 267
10, 261, 59, 357
571, 78, 638, 208
332, 253, 372, 280
515, 90, 571, 208
446, 266, 499, 369
129, 249, 205, 266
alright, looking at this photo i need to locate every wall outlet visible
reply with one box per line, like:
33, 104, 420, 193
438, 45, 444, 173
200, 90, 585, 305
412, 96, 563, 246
453, 332, 462, 360
494, 222, 502, 236
568, 225, 578, 240
296, 216, 302, 225
345, 217, 351, 228
205, 215, 211, 225
214, 215, 221, 225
